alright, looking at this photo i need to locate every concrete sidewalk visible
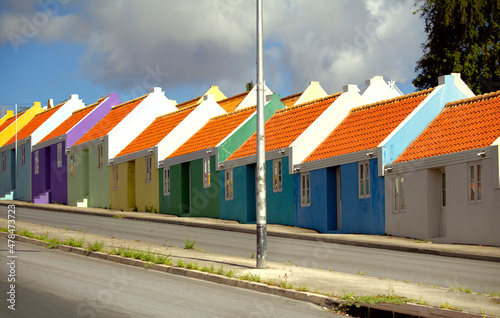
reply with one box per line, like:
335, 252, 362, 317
1, 217, 499, 318
2, 200, 500, 263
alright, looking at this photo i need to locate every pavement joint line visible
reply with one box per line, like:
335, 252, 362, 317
2, 201, 499, 263
1, 232, 494, 318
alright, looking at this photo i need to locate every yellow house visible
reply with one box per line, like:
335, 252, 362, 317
0, 111, 14, 127
0, 102, 44, 146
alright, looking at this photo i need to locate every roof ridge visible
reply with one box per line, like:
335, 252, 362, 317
110, 93, 148, 111
281, 92, 302, 100
155, 103, 197, 119
275, 92, 342, 115
71, 100, 101, 115
34, 102, 64, 117
219, 91, 247, 103
209, 105, 256, 121
176, 95, 202, 108
351, 87, 435, 113
445, 89, 500, 107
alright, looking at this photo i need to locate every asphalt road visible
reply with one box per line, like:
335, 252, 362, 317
2, 206, 500, 294
0, 239, 337, 318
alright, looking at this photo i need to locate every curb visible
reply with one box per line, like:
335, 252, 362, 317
2, 232, 493, 318
3, 201, 499, 263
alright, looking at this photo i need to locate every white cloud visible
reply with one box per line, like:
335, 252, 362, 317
0, 0, 425, 99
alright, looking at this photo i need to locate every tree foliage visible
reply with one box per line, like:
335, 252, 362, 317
413, 0, 500, 94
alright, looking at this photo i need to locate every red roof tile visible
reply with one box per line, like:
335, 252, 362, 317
395, 90, 500, 163
167, 106, 256, 159
117, 105, 196, 157
281, 92, 302, 107
304, 88, 434, 163
6, 104, 63, 145
40, 100, 102, 143
218, 92, 247, 112
73, 95, 146, 146
0, 110, 28, 132
228, 93, 341, 160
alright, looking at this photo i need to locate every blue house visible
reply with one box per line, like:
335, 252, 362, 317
293, 73, 475, 234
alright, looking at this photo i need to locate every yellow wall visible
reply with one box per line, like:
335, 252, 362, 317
109, 162, 136, 211
0, 111, 14, 127
135, 155, 159, 213
196, 86, 227, 104
0, 102, 43, 146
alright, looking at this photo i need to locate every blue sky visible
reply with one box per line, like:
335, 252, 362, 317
0, 0, 425, 113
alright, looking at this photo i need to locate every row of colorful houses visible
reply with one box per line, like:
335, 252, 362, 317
1, 74, 498, 246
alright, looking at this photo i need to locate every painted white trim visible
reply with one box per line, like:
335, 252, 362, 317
107, 88, 177, 159
362, 75, 399, 103
159, 96, 226, 160
290, 85, 366, 166
293, 81, 328, 106
235, 83, 273, 110
31, 94, 85, 146
295, 148, 377, 173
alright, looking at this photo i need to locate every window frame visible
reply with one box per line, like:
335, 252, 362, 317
300, 172, 311, 207
69, 154, 75, 177
21, 145, 25, 167
203, 157, 211, 188
97, 145, 103, 169
57, 143, 63, 168
272, 158, 282, 193
145, 155, 152, 184
163, 167, 170, 196
113, 165, 119, 190
468, 162, 482, 203
358, 161, 370, 199
225, 169, 233, 201
2, 152, 6, 173
394, 176, 405, 213
34, 151, 39, 175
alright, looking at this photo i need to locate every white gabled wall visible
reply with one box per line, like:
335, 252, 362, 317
108, 87, 177, 158
235, 83, 273, 110
362, 76, 399, 103
291, 85, 366, 166
32, 94, 85, 145
293, 81, 328, 106
157, 94, 226, 164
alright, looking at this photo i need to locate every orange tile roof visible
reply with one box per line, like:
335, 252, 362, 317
6, 104, 64, 145
73, 95, 147, 146
167, 106, 256, 159
304, 88, 434, 163
176, 96, 202, 109
281, 92, 302, 107
117, 105, 196, 157
0, 110, 28, 132
228, 93, 341, 160
394, 90, 500, 163
217, 92, 247, 112
40, 100, 102, 143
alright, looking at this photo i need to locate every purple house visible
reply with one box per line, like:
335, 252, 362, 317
31, 93, 120, 204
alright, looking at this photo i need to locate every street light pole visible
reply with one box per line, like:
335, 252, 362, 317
256, 0, 267, 269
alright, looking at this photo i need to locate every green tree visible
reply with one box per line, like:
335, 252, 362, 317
413, 0, 500, 94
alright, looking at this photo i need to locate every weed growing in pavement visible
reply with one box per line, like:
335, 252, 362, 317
216, 265, 226, 275
250, 252, 255, 259
176, 259, 186, 268
61, 237, 85, 248
86, 241, 104, 252
341, 290, 412, 306
439, 302, 460, 311
186, 262, 200, 270
279, 280, 294, 289
240, 272, 261, 282
358, 270, 366, 276
183, 238, 197, 250
47, 238, 60, 249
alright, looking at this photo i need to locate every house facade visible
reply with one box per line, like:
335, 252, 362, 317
159, 92, 282, 218
385, 91, 500, 246
30, 93, 120, 204
294, 73, 475, 234
67, 87, 177, 208
0, 95, 85, 201
109, 94, 226, 212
